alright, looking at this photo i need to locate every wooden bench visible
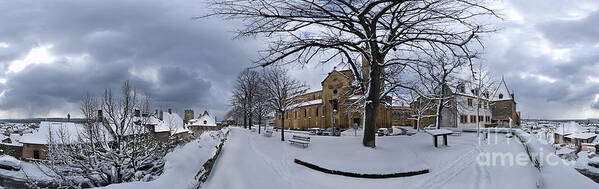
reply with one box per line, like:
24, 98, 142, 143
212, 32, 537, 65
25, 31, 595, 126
289, 135, 311, 147
426, 129, 453, 148
264, 129, 273, 137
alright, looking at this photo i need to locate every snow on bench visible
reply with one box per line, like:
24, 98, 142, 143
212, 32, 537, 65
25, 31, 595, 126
264, 129, 273, 137
425, 129, 453, 147
289, 135, 310, 148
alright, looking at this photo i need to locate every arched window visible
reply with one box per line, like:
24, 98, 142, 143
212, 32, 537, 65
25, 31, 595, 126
333, 89, 338, 94
498, 94, 503, 99
203, 120, 207, 124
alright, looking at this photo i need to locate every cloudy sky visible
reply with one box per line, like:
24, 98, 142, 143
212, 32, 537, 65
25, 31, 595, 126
0, 0, 598, 120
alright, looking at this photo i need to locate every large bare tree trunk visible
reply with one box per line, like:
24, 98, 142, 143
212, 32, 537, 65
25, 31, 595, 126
249, 112, 253, 130
363, 64, 382, 148
243, 108, 247, 129
280, 112, 285, 141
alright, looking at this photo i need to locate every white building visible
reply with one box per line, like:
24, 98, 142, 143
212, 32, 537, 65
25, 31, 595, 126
452, 81, 493, 128
186, 110, 220, 133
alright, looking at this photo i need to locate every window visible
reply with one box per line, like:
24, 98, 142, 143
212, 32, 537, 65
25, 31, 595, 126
304, 109, 307, 117
33, 150, 40, 159
460, 115, 467, 123
486, 116, 491, 122
392, 113, 401, 121
479, 116, 483, 123
468, 99, 473, 107
499, 94, 503, 99
333, 89, 338, 94
316, 107, 319, 117
470, 115, 476, 123
203, 120, 207, 124
478, 102, 481, 108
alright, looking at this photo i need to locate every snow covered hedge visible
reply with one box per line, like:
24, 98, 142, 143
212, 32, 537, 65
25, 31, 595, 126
293, 159, 429, 178
103, 127, 230, 189
195, 128, 230, 187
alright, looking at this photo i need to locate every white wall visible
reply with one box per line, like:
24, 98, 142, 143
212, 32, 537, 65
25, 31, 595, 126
455, 95, 492, 128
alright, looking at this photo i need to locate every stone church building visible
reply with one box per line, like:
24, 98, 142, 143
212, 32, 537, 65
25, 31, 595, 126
275, 62, 413, 130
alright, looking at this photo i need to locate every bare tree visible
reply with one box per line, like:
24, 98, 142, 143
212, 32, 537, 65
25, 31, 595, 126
418, 54, 469, 129
38, 81, 165, 187
261, 67, 307, 141
471, 62, 496, 136
206, 0, 498, 147
253, 81, 272, 134
399, 91, 436, 131
231, 69, 262, 129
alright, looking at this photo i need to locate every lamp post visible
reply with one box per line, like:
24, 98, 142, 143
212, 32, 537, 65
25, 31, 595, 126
329, 99, 339, 136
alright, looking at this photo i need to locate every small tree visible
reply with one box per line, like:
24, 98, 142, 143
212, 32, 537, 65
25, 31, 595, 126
261, 67, 307, 141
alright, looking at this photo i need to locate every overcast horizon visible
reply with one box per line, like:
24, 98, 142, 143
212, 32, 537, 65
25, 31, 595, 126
1, 0, 599, 120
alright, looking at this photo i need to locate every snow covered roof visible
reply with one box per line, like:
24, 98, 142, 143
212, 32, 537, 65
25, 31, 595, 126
555, 122, 586, 135
555, 148, 575, 155
565, 133, 597, 140
286, 99, 323, 110
20, 121, 87, 145
153, 112, 187, 135
491, 77, 513, 101
448, 80, 492, 100
187, 111, 217, 127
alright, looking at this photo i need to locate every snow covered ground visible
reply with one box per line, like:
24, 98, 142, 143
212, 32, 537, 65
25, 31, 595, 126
102, 128, 229, 189
204, 127, 549, 189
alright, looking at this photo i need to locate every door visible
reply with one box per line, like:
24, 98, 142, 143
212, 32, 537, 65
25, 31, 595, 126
33, 150, 40, 159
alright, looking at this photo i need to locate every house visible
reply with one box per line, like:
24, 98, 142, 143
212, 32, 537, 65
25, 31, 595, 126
489, 77, 521, 126
553, 122, 599, 152
186, 110, 220, 134
19, 121, 86, 159
149, 109, 189, 142
452, 81, 494, 128
0, 134, 23, 158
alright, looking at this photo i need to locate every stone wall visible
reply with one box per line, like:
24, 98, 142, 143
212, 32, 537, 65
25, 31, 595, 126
22, 143, 47, 159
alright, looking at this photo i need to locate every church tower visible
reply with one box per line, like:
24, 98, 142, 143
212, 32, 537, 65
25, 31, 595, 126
360, 51, 384, 89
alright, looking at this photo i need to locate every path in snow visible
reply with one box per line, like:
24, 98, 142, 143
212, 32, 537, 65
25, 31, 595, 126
204, 127, 540, 189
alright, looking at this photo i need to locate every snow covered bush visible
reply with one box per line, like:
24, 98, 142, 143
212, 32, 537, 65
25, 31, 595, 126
0, 155, 21, 171
195, 128, 230, 186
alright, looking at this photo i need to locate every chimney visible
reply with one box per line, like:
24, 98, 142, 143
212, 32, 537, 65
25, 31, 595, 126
134, 109, 140, 117
159, 111, 164, 121
97, 110, 103, 122
168, 108, 172, 114
67, 113, 70, 122
184, 109, 194, 123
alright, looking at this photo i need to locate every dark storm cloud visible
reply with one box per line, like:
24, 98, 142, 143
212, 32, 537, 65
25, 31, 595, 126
0, 0, 259, 118
478, 0, 599, 119
1, 0, 599, 119
536, 11, 599, 46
